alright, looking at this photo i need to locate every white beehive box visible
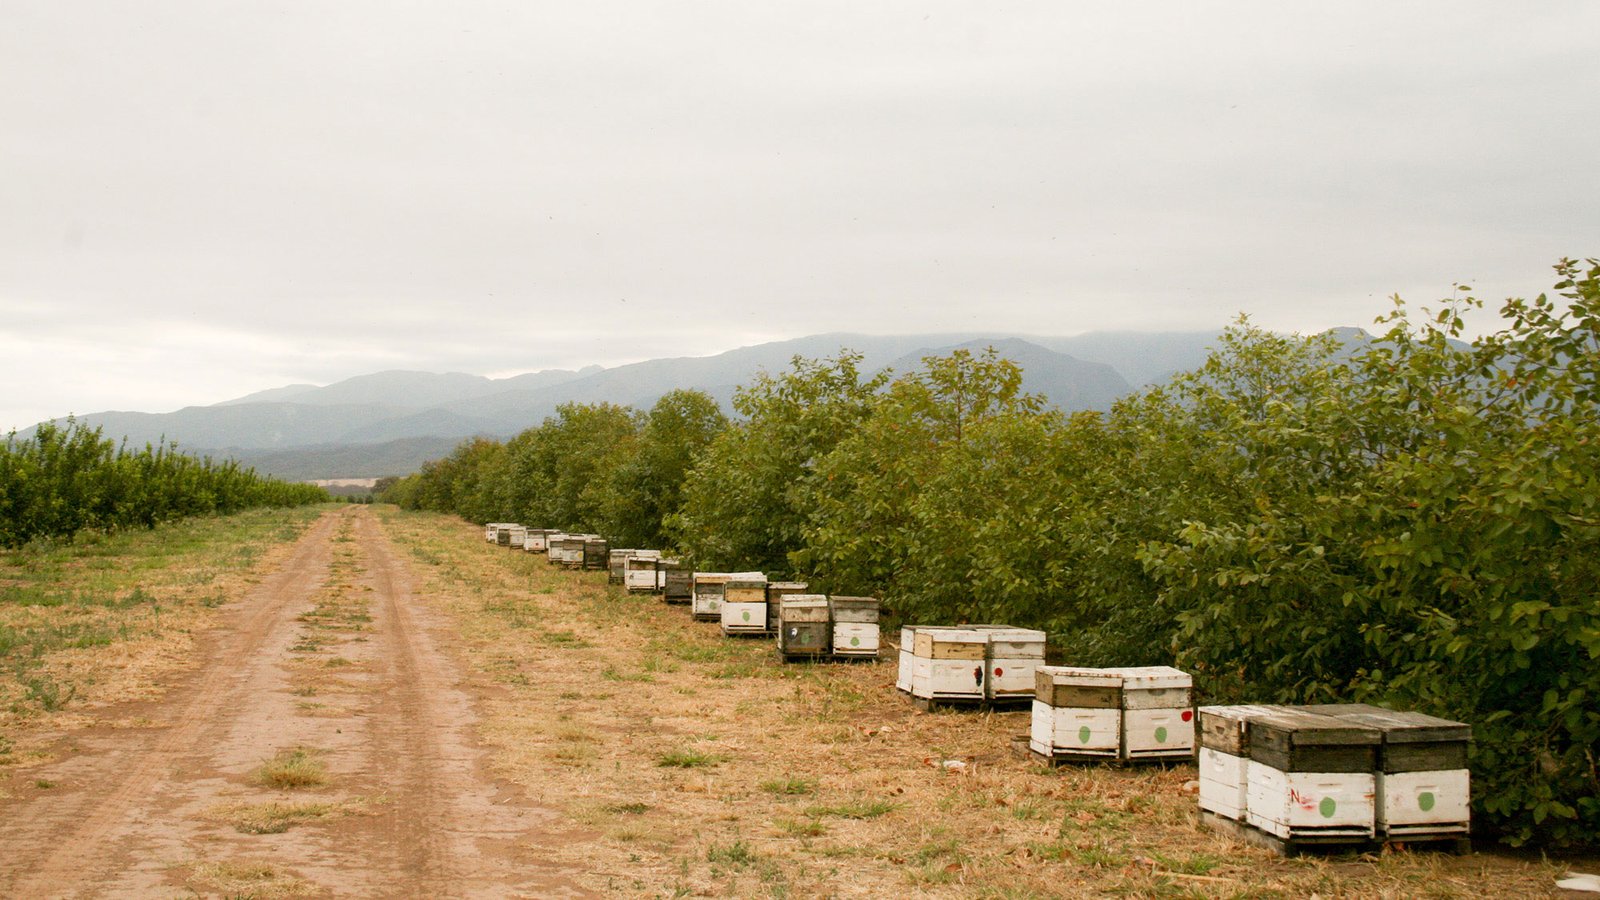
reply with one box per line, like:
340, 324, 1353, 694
973, 626, 1045, 701
895, 626, 921, 692
829, 596, 879, 658
691, 573, 731, 620
608, 549, 636, 584
485, 523, 508, 543
910, 628, 988, 701
548, 536, 586, 567
1246, 762, 1377, 841
503, 524, 527, 547
1112, 666, 1194, 760
1030, 667, 1123, 759
522, 529, 555, 552
624, 556, 662, 593
720, 576, 770, 635
1306, 703, 1472, 839
1197, 705, 1284, 820
542, 532, 569, 560
1243, 708, 1380, 841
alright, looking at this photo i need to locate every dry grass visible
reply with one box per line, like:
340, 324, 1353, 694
0, 506, 328, 761
207, 797, 371, 834
375, 506, 1573, 899
252, 747, 328, 790
182, 859, 318, 898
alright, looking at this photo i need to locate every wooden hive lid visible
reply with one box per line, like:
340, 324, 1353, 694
930, 628, 989, 645
781, 594, 829, 608
1105, 666, 1191, 690
693, 572, 734, 584
972, 625, 1046, 642
1300, 703, 1471, 743
1036, 665, 1124, 688
769, 581, 809, 591
1247, 707, 1381, 747
829, 595, 878, 608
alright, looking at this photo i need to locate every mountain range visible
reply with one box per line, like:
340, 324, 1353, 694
34, 331, 1230, 480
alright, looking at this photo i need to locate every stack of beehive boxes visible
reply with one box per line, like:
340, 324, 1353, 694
1199, 705, 1382, 845
691, 573, 731, 620
522, 529, 558, 553
766, 582, 808, 632
1306, 704, 1472, 842
660, 559, 692, 603
607, 549, 637, 585
1030, 666, 1195, 763
624, 554, 664, 593
720, 575, 771, 635
974, 626, 1047, 703
548, 535, 587, 567
828, 596, 879, 658
909, 627, 987, 702
582, 538, 609, 571
485, 523, 512, 543
899, 626, 1045, 704
777, 595, 831, 659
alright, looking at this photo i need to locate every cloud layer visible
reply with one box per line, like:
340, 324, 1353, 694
4, 2, 1597, 430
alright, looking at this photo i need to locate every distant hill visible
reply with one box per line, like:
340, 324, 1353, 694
31, 330, 1242, 479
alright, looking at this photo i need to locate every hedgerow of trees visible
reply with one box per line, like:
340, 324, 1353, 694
381, 258, 1599, 848
1, 420, 328, 547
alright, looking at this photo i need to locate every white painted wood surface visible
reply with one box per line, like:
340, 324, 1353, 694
1378, 769, 1470, 835
1245, 761, 1375, 839
1199, 747, 1250, 820
832, 622, 879, 655
720, 601, 767, 633
896, 627, 917, 692
1124, 706, 1196, 758
1030, 701, 1121, 757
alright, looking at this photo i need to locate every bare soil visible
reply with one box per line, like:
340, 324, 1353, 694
0, 507, 586, 898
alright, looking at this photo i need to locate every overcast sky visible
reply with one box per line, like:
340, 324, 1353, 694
3, 2, 1597, 432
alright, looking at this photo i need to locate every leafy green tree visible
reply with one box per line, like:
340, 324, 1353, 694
592, 390, 726, 549
673, 352, 886, 572
799, 348, 1041, 596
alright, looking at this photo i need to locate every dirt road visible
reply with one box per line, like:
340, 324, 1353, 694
0, 507, 584, 898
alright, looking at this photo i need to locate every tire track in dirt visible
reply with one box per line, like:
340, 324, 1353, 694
354, 510, 582, 897
0, 507, 583, 898
0, 508, 346, 896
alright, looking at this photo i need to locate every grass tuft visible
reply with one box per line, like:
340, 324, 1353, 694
657, 748, 721, 768
760, 777, 818, 796
804, 799, 899, 820
252, 747, 327, 789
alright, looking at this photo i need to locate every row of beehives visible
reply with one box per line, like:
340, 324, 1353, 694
485, 525, 1472, 848
906, 628, 1475, 848
483, 524, 885, 662
612, 550, 885, 661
